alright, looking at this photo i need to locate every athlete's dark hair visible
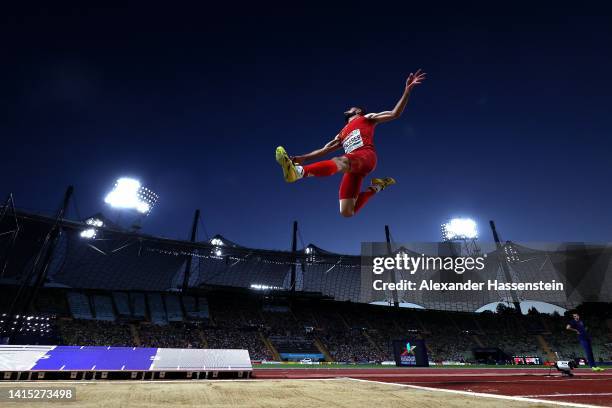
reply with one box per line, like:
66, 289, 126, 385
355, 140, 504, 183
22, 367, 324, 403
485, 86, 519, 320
353, 106, 367, 114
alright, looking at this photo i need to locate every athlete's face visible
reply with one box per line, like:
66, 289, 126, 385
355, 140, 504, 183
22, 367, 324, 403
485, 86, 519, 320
573, 313, 580, 321
343, 107, 362, 123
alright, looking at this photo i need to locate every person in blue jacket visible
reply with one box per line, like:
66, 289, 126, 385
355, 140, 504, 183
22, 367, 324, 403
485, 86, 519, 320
566, 312, 604, 371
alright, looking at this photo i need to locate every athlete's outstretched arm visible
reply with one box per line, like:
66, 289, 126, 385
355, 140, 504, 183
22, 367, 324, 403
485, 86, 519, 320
366, 69, 426, 124
292, 135, 342, 164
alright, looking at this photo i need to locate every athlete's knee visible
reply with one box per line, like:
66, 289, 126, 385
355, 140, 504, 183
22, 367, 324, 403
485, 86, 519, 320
340, 208, 355, 217
339, 201, 355, 217
332, 156, 350, 172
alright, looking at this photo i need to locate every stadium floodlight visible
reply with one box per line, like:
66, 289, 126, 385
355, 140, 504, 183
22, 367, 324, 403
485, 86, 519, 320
81, 217, 103, 240
210, 238, 224, 246
104, 177, 158, 214
441, 218, 478, 241
85, 217, 104, 227
504, 242, 520, 263
80, 228, 97, 239
250, 284, 282, 291
214, 248, 223, 257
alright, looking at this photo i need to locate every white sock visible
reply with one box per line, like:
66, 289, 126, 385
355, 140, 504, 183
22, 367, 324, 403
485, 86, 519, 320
295, 165, 304, 179
371, 184, 382, 193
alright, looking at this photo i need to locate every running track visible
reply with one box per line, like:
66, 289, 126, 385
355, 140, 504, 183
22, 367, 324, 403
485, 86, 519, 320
254, 367, 612, 407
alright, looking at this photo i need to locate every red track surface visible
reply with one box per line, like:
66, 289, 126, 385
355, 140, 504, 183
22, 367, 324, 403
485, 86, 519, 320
254, 368, 612, 406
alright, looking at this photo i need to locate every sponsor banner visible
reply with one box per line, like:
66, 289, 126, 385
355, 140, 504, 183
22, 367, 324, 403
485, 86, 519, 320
393, 339, 428, 367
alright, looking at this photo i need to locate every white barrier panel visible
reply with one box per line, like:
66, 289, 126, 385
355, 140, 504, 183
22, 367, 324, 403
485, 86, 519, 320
151, 348, 252, 371
0, 345, 252, 372
0, 345, 56, 371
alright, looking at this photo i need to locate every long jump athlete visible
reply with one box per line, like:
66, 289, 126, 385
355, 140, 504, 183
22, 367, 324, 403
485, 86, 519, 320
275, 69, 426, 217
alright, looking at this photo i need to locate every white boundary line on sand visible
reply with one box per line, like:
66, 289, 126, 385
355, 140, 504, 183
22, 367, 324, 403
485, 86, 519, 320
345, 377, 606, 408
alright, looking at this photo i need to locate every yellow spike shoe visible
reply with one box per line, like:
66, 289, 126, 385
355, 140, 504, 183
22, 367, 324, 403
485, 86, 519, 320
275, 146, 300, 183
371, 177, 396, 191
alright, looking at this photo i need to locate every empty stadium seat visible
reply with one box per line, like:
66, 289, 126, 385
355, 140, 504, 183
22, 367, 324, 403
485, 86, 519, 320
92, 295, 115, 321
112, 292, 131, 316
164, 295, 183, 322
131, 293, 146, 318
147, 293, 167, 325
66, 292, 93, 320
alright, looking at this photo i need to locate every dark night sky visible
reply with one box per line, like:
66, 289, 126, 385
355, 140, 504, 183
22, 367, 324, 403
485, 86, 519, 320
2, 4, 612, 254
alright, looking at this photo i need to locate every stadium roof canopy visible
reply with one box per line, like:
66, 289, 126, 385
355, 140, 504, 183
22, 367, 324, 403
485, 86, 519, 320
1, 210, 611, 312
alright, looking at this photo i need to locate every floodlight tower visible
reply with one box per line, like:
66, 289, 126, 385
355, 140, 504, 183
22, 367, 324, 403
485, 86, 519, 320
489, 220, 521, 312
441, 218, 481, 257
104, 177, 158, 230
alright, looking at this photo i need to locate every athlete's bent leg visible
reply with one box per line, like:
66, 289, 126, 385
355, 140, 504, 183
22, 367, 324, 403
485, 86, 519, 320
338, 172, 364, 217
276, 147, 349, 183
354, 189, 376, 213
340, 177, 397, 217
339, 198, 357, 217
354, 177, 396, 213
303, 157, 348, 177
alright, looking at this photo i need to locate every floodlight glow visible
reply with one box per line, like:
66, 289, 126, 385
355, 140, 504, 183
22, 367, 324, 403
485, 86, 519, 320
210, 238, 224, 246
214, 248, 222, 256
305, 247, 313, 254
80, 228, 97, 239
250, 284, 282, 291
85, 218, 104, 227
104, 177, 158, 214
442, 218, 478, 240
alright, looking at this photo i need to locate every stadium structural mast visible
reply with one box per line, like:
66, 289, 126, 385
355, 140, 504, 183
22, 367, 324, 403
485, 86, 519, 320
0, 194, 19, 279
384, 225, 400, 308
0, 194, 14, 221
8, 186, 74, 318
290, 220, 297, 294
489, 220, 502, 246
489, 220, 521, 312
182, 209, 200, 292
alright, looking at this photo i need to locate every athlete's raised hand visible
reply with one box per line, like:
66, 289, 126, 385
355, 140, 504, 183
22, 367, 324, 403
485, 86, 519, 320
406, 69, 426, 89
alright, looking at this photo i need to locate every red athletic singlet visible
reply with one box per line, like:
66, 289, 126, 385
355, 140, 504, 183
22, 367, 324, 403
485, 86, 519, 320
338, 115, 376, 153
337, 115, 378, 200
